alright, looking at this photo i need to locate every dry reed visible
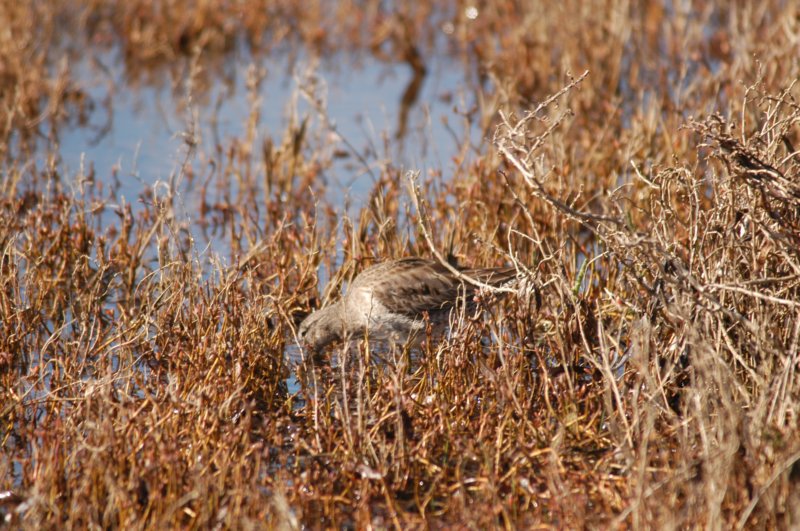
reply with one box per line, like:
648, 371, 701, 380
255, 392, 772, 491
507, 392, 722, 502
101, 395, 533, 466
1, 0, 799, 528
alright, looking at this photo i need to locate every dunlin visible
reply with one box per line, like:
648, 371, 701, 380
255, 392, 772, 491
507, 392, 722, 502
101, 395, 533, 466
298, 257, 518, 351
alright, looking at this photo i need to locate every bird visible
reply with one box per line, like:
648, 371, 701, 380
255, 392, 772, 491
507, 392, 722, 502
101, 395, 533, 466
297, 257, 519, 351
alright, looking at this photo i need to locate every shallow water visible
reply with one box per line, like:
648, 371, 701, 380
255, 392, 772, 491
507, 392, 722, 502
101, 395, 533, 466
56, 46, 480, 217
40, 36, 487, 418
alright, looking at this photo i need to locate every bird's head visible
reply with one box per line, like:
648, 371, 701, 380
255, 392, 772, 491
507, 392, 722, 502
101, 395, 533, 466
297, 304, 344, 352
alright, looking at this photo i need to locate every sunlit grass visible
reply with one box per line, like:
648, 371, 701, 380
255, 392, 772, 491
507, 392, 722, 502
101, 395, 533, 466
2, 0, 800, 528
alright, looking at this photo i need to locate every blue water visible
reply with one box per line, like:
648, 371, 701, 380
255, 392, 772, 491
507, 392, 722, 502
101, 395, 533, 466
48, 43, 484, 397
57, 47, 480, 216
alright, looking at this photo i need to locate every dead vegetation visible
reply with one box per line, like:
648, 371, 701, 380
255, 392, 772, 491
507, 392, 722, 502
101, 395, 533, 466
2, 0, 800, 528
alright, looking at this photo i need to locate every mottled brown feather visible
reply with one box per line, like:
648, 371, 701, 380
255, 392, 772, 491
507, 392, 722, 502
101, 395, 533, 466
298, 257, 518, 351
352, 257, 516, 317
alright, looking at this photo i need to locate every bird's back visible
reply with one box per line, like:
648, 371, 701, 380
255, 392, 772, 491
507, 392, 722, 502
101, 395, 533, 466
346, 257, 515, 319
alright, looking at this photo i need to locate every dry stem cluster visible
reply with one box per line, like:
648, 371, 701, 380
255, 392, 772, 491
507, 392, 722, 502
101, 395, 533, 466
1, 0, 800, 528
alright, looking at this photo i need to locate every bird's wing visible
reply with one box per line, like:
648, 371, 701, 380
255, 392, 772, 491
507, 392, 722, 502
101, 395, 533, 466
462, 266, 518, 287
353, 258, 515, 318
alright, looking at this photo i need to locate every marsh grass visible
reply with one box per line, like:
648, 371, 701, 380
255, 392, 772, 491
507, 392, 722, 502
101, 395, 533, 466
2, 0, 800, 528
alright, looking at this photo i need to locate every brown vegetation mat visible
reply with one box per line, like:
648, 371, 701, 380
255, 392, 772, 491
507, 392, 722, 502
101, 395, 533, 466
2, 0, 800, 528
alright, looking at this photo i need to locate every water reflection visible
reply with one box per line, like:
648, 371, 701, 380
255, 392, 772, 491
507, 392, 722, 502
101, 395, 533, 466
57, 45, 479, 214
